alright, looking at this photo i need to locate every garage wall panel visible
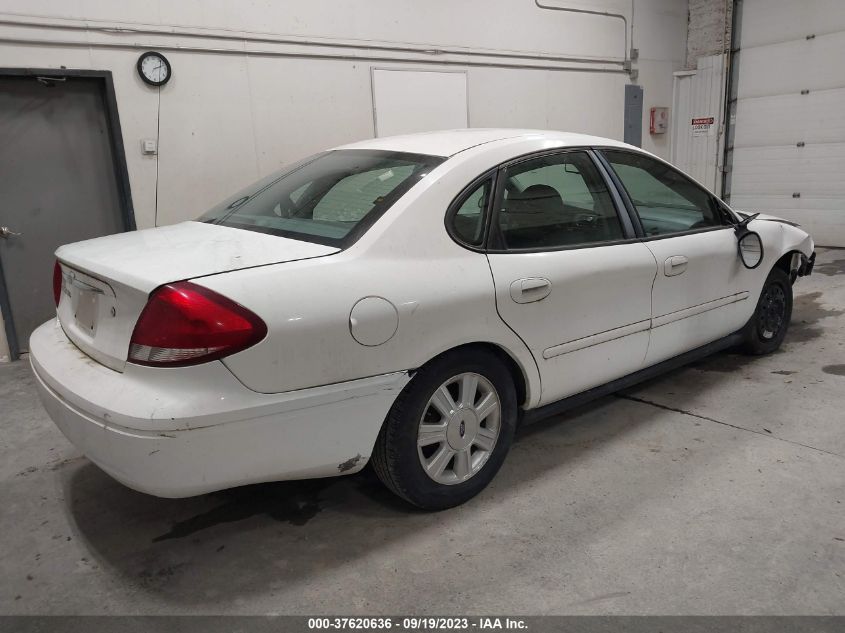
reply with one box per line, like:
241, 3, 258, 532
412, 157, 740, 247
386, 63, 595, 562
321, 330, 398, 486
730, 0, 845, 246
733, 88, 845, 148
739, 0, 845, 48
729, 195, 845, 245
731, 144, 845, 198
736, 32, 845, 99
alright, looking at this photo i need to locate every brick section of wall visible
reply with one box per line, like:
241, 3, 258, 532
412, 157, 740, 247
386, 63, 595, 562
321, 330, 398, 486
686, 0, 732, 68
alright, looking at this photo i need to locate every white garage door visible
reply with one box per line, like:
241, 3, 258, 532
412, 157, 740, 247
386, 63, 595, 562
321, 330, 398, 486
730, 0, 845, 246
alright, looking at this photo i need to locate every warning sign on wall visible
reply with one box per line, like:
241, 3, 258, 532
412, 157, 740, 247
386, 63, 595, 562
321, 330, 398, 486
692, 116, 715, 137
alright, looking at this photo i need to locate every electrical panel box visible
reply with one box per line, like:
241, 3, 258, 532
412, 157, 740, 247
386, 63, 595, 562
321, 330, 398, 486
650, 107, 669, 134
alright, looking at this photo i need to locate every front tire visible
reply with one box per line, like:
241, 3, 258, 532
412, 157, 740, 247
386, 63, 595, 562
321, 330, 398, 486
740, 267, 793, 355
371, 349, 517, 510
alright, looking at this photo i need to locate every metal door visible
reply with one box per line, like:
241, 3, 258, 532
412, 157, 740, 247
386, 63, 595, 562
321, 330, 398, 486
670, 54, 725, 194
640, 228, 751, 367
0, 73, 131, 357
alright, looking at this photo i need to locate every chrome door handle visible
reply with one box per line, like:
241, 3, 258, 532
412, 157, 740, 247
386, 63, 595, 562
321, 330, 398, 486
664, 255, 688, 277
510, 277, 552, 304
0, 226, 21, 239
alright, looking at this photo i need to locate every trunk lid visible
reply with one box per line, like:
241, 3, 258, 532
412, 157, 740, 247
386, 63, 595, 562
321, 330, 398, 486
55, 221, 338, 371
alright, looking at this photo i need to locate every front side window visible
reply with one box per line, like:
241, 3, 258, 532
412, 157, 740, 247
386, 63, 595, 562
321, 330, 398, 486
199, 150, 444, 246
602, 150, 724, 237
495, 151, 625, 250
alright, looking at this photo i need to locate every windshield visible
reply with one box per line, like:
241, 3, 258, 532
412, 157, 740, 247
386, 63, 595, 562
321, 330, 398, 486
199, 149, 445, 247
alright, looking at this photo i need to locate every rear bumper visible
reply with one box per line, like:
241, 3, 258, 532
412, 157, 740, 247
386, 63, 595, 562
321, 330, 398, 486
30, 320, 409, 497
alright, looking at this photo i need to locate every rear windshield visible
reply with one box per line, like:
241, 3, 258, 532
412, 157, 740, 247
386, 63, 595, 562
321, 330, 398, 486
199, 149, 445, 247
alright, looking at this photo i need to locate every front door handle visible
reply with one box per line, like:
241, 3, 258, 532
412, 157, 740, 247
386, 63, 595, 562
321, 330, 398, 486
510, 277, 552, 304
0, 226, 21, 239
664, 255, 688, 277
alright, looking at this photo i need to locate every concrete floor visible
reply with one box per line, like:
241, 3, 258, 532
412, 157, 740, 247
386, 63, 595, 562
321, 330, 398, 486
1, 248, 844, 615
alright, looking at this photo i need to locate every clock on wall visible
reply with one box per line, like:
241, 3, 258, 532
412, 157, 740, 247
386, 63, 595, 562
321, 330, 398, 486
137, 51, 172, 87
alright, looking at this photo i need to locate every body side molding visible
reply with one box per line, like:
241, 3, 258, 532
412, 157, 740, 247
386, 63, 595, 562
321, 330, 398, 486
522, 330, 744, 424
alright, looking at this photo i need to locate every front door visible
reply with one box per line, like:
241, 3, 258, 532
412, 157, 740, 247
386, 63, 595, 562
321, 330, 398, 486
486, 150, 657, 405
600, 149, 751, 366
0, 74, 129, 357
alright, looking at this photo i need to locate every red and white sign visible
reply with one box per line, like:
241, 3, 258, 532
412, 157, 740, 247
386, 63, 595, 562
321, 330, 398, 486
691, 116, 715, 137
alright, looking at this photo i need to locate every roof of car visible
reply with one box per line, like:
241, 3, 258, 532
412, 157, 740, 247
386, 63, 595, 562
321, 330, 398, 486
334, 128, 634, 157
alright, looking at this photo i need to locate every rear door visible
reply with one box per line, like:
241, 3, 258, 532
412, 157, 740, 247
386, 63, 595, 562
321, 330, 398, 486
599, 149, 752, 366
483, 149, 657, 405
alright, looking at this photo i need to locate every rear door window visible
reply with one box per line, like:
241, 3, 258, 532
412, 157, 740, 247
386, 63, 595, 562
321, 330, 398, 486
449, 178, 492, 246
494, 151, 625, 250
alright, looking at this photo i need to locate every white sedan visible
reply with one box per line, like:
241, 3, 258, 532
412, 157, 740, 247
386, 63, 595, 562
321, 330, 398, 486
31, 129, 815, 510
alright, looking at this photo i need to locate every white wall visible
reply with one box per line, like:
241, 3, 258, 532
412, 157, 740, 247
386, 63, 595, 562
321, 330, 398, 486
0, 0, 688, 228
633, 0, 691, 158
0, 0, 688, 358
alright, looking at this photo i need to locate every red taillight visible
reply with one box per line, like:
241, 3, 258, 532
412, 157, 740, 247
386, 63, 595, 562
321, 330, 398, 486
128, 282, 267, 367
53, 261, 62, 307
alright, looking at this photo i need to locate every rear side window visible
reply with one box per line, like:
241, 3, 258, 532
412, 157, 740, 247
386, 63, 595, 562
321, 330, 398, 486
450, 178, 492, 246
199, 150, 444, 247
602, 150, 723, 237
495, 151, 624, 250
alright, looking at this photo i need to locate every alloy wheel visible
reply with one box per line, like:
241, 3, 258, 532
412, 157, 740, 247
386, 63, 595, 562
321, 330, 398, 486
416, 372, 501, 485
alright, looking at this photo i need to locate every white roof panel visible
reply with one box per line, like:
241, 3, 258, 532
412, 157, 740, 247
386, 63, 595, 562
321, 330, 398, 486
334, 128, 632, 157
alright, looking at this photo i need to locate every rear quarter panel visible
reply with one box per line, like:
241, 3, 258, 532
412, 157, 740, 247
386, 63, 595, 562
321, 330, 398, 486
194, 140, 554, 405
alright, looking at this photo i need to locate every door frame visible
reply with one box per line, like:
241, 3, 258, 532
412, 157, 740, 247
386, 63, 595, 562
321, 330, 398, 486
0, 68, 135, 360
670, 69, 696, 165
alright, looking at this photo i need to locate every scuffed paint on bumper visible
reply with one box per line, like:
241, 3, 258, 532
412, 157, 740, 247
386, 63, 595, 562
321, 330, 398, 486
29, 320, 408, 497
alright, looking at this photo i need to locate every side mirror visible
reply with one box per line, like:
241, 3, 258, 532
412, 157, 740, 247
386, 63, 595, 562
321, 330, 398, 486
737, 231, 764, 269
734, 212, 763, 269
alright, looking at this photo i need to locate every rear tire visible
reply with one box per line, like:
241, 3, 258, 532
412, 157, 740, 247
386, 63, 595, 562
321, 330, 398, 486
740, 267, 793, 355
371, 349, 517, 510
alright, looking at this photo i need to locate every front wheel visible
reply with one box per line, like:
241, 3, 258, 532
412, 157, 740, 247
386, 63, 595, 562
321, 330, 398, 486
371, 349, 517, 510
740, 267, 793, 355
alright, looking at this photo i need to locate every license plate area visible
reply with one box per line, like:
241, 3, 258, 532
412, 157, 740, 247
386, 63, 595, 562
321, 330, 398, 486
57, 265, 116, 344
73, 288, 99, 333
55, 263, 130, 372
